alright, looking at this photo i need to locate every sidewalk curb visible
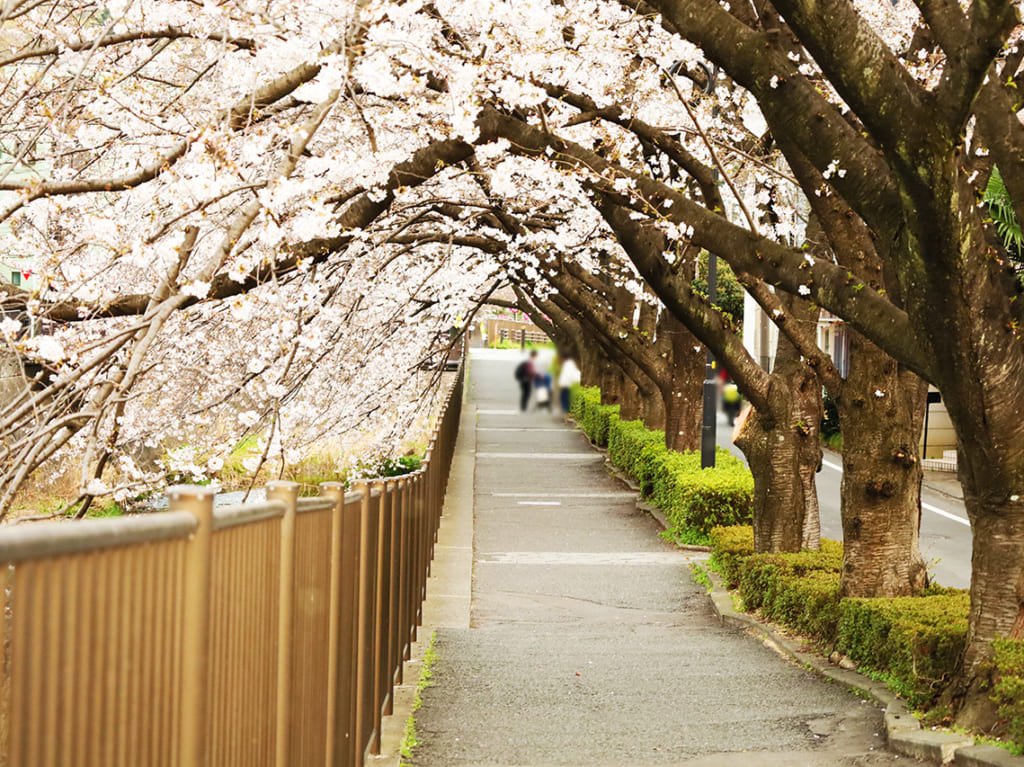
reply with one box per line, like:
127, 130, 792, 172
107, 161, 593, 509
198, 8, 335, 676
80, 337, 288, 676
706, 573, 1023, 766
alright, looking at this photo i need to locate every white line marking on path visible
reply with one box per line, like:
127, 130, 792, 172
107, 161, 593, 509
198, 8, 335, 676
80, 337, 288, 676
477, 551, 686, 565
491, 492, 636, 498
476, 409, 524, 415
475, 452, 604, 460
820, 458, 969, 527
517, 501, 562, 506
477, 427, 568, 432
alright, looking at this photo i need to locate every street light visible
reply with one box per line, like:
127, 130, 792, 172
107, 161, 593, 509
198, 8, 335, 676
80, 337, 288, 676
700, 252, 717, 468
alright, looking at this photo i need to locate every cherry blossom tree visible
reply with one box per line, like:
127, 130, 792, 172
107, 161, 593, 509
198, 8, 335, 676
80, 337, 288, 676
0, 0, 1019, 722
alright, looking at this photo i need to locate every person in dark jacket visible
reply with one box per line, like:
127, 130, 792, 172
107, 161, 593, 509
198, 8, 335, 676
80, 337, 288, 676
515, 350, 539, 411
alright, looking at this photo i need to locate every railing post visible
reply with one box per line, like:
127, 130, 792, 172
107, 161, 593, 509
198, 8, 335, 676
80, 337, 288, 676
171, 485, 215, 767
319, 482, 345, 767
267, 480, 299, 767
353, 481, 379, 767
399, 476, 415, 658
370, 480, 387, 755
387, 478, 403, 692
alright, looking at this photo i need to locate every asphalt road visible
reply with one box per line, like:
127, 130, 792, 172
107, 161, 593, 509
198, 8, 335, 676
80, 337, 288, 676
413, 349, 923, 766
480, 347, 972, 589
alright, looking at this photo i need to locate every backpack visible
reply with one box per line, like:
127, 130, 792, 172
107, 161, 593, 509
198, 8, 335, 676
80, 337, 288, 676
514, 361, 529, 381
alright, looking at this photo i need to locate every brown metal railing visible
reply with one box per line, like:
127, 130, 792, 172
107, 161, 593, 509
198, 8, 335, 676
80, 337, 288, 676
0, 361, 465, 767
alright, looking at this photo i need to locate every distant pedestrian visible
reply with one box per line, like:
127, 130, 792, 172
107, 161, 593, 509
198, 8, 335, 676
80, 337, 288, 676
722, 379, 741, 426
557, 354, 581, 413
515, 350, 539, 411
535, 372, 553, 411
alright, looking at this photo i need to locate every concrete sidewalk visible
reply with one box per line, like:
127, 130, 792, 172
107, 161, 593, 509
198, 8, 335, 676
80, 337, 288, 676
407, 351, 928, 766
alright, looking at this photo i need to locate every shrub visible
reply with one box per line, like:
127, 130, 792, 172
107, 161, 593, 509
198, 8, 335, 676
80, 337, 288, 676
709, 525, 754, 588
993, 638, 1024, 743
738, 548, 843, 640
608, 418, 665, 482
647, 449, 753, 535
837, 592, 969, 708
569, 384, 600, 423
581, 402, 620, 447
573, 386, 754, 536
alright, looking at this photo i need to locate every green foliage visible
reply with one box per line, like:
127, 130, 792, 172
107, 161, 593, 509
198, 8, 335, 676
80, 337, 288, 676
985, 167, 1024, 274
376, 455, 423, 477
607, 418, 665, 483
991, 638, 1024, 743
569, 384, 600, 423
690, 562, 712, 592
837, 592, 969, 708
401, 631, 438, 765
708, 525, 755, 588
570, 385, 619, 447
576, 390, 754, 540
693, 251, 745, 326
647, 449, 753, 536
738, 548, 843, 640
668, 527, 713, 546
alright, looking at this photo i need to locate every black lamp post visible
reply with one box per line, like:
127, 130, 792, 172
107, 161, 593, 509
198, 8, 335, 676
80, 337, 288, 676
700, 252, 718, 468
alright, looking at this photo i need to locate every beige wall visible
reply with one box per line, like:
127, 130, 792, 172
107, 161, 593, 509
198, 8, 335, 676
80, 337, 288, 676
921, 392, 958, 458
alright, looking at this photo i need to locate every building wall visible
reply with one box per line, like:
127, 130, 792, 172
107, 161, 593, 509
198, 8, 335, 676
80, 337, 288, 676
921, 390, 957, 459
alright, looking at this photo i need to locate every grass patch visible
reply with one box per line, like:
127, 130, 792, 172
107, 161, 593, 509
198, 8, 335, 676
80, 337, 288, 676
690, 562, 712, 593
401, 631, 438, 765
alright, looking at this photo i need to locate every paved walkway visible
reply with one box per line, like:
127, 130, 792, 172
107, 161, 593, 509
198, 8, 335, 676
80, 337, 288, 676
411, 351, 926, 766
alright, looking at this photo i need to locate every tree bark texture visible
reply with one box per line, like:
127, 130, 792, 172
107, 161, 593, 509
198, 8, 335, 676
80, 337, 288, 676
836, 332, 929, 597
733, 323, 822, 553
663, 313, 703, 452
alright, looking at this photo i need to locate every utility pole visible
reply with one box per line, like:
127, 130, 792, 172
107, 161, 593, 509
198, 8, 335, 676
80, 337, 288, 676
701, 254, 717, 468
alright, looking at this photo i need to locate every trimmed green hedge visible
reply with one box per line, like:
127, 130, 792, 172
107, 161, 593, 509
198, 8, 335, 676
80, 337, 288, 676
708, 525, 972, 711
570, 384, 600, 424
569, 388, 753, 538
708, 525, 754, 588
993, 639, 1024, 743
738, 544, 843, 640
608, 418, 665, 485
837, 591, 969, 708
646, 449, 752, 535
570, 385, 620, 447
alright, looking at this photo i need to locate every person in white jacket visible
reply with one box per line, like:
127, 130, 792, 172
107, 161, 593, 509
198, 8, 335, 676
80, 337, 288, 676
557, 355, 581, 412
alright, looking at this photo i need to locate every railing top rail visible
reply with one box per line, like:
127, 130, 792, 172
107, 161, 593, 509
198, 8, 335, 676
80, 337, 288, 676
0, 510, 198, 563
212, 500, 286, 531
296, 497, 334, 515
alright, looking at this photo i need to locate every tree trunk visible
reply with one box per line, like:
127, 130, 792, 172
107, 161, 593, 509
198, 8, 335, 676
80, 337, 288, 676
837, 332, 929, 597
618, 367, 643, 420
734, 310, 822, 553
641, 385, 666, 430
664, 313, 703, 452
954, 494, 1024, 729
578, 341, 601, 387
600, 362, 624, 408
734, 393, 822, 552
949, 410, 1024, 728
